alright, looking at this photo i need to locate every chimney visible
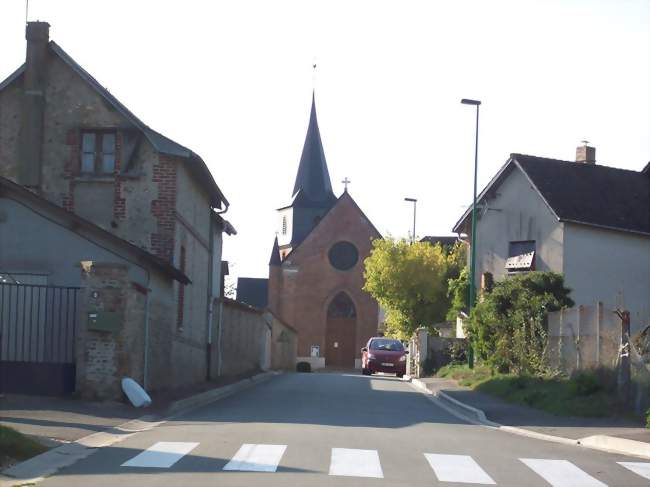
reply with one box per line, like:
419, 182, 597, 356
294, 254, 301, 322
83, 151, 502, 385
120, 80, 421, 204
575, 141, 596, 164
17, 21, 50, 188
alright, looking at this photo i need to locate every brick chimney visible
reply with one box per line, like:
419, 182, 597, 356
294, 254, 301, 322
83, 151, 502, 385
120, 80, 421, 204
575, 141, 596, 164
17, 21, 50, 188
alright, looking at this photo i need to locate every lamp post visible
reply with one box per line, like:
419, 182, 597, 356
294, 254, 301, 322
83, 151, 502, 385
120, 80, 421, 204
461, 98, 481, 369
404, 197, 417, 244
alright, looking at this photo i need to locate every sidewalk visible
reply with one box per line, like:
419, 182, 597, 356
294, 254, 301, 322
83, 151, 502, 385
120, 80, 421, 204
416, 376, 650, 444
0, 370, 262, 446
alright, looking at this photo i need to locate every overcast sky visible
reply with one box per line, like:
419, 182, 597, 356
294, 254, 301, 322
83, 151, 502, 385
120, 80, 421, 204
2, 0, 649, 282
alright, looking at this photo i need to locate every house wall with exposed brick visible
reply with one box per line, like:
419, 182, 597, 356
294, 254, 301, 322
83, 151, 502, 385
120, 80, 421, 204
268, 193, 380, 368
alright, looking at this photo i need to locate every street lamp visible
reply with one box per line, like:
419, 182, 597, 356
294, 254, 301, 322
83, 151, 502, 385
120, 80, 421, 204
461, 98, 481, 369
404, 198, 417, 244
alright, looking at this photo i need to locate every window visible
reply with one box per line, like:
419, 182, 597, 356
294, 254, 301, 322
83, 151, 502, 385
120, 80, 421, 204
80, 131, 116, 175
505, 240, 535, 272
281, 215, 287, 235
369, 339, 404, 351
177, 246, 186, 329
328, 241, 359, 271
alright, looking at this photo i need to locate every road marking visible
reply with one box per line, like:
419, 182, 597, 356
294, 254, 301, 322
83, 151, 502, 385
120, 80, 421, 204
329, 448, 384, 478
618, 462, 650, 479
520, 458, 608, 487
121, 441, 199, 468
223, 444, 287, 472
424, 453, 496, 484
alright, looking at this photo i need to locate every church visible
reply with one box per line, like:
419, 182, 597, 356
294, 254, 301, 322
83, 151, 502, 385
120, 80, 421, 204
266, 95, 382, 369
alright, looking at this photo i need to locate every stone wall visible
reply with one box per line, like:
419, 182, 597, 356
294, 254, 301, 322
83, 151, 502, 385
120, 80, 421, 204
212, 298, 271, 378
267, 311, 298, 371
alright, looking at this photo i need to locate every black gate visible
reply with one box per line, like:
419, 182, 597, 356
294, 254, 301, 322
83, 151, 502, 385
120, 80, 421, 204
0, 283, 79, 395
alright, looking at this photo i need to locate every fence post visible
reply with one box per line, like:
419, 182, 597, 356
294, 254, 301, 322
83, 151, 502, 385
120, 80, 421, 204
596, 301, 602, 366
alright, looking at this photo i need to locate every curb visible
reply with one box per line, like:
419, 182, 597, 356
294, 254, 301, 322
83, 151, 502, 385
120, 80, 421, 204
407, 376, 650, 460
0, 371, 281, 487
165, 371, 279, 416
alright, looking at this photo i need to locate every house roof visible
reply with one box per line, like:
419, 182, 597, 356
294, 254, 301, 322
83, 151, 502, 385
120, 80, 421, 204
0, 176, 190, 284
292, 94, 336, 206
236, 278, 269, 309
453, 154, 650, 236
0, 42, 228, 209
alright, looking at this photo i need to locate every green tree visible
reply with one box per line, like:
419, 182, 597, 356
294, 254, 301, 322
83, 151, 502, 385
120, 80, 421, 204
363, 238, 453, 338
468, 271, 574, 375
446, 267, 469, 321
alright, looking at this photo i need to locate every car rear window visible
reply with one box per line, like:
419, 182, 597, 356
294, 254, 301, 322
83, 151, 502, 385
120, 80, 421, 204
369, 339, 404, 351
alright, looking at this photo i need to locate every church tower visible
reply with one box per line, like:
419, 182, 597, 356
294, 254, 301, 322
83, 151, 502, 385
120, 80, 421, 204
275, 95, 337, 259
267, 94, 381, 370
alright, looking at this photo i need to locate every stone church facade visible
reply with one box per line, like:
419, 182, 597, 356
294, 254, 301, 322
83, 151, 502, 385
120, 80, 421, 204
267, 96, 381, 369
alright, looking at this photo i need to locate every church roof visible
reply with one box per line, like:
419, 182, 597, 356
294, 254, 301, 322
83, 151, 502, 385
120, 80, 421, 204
236, 277, 269, 309
292, 94, 336, 206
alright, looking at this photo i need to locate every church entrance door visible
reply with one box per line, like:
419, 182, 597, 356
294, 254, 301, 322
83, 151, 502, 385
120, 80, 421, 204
325, 292, 357, 368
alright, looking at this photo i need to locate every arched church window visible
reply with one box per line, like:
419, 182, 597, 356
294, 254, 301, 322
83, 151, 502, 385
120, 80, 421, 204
328, 241, 358, 271
282, 215, 287, 235
327, 292, 356, 318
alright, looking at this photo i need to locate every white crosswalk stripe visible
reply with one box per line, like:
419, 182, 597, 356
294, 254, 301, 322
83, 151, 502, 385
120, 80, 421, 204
520, 458, 608, 487
618, 462, 650, 480
329, 448, 384, 478
223, 444, 287, 472
424, 453, 496, 484
121, 441, 199, 468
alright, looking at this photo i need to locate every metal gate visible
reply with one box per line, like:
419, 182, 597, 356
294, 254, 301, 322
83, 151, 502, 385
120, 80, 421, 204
0, 283, 79, 395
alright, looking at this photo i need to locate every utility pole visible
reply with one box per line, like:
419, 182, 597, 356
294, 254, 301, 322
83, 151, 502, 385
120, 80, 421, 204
461, 98, 481, 368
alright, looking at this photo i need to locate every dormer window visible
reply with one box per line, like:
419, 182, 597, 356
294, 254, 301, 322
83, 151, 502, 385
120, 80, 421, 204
81, 131, 116, 175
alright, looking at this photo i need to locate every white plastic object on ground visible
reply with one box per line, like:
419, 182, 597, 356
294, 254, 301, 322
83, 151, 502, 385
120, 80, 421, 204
121, 377, 152, 408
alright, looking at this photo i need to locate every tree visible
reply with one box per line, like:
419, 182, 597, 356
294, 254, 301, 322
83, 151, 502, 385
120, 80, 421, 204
363, 238, 458, 338
446, 267, 469, 321
468, 271, 574, 375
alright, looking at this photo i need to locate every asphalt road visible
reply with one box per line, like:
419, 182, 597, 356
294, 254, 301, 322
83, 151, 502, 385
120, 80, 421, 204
36, 372, 650, 486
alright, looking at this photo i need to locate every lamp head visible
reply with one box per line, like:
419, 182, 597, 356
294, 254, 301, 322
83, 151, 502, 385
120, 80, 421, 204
461, 99, 481, 106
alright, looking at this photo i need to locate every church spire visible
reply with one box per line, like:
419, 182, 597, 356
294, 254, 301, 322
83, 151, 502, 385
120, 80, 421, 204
269, 236, 281, 266
292, 94, 336, 204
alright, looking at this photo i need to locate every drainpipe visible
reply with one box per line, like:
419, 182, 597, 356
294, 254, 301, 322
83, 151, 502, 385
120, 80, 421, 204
142, 270, 151, 390
216, 298, 224, 377
206, 213, 215, 381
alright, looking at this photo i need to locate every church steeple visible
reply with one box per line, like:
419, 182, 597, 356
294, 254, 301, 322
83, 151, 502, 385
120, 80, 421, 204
292, 94, 336, 205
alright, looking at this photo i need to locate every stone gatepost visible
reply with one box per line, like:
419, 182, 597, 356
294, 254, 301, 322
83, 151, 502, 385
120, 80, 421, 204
76, 262, 145, 400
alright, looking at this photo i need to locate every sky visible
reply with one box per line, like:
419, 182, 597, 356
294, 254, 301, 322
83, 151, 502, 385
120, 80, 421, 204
1, 0, 649, 283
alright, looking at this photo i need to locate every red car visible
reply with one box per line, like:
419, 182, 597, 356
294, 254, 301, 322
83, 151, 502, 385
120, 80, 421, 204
361, 337, 409, 377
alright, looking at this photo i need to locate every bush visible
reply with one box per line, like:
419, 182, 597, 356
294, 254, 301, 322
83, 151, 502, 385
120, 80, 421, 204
468, 272, 574, 376
296, 361, 311, 373
570, 371, 603, 396
646, 408, 650, 429
448, 341, 468, 365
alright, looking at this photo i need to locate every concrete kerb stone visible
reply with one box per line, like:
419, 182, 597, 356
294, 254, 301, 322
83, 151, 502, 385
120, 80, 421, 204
407, 376, 650, 460
0, 371, 282, 487
165, 371, 280, 417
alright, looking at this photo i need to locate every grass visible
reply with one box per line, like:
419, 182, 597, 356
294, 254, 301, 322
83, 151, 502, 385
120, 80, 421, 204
0, 425, 48, 466
435, 364, 626, 418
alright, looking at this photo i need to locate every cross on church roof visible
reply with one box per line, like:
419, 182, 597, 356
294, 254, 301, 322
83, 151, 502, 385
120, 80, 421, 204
342, 177, 351, 192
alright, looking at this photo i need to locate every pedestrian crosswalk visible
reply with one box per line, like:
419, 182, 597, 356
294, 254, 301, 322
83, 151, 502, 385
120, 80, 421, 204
118, 442, 650, 485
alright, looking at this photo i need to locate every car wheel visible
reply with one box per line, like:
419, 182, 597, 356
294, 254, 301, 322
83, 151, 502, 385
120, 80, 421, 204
362, 368, 370, 376
396, 372, 404, 378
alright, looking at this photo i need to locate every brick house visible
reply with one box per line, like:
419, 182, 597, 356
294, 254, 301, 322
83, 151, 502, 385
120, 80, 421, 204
262, 95, 381, 369
0, 22, 235, 397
